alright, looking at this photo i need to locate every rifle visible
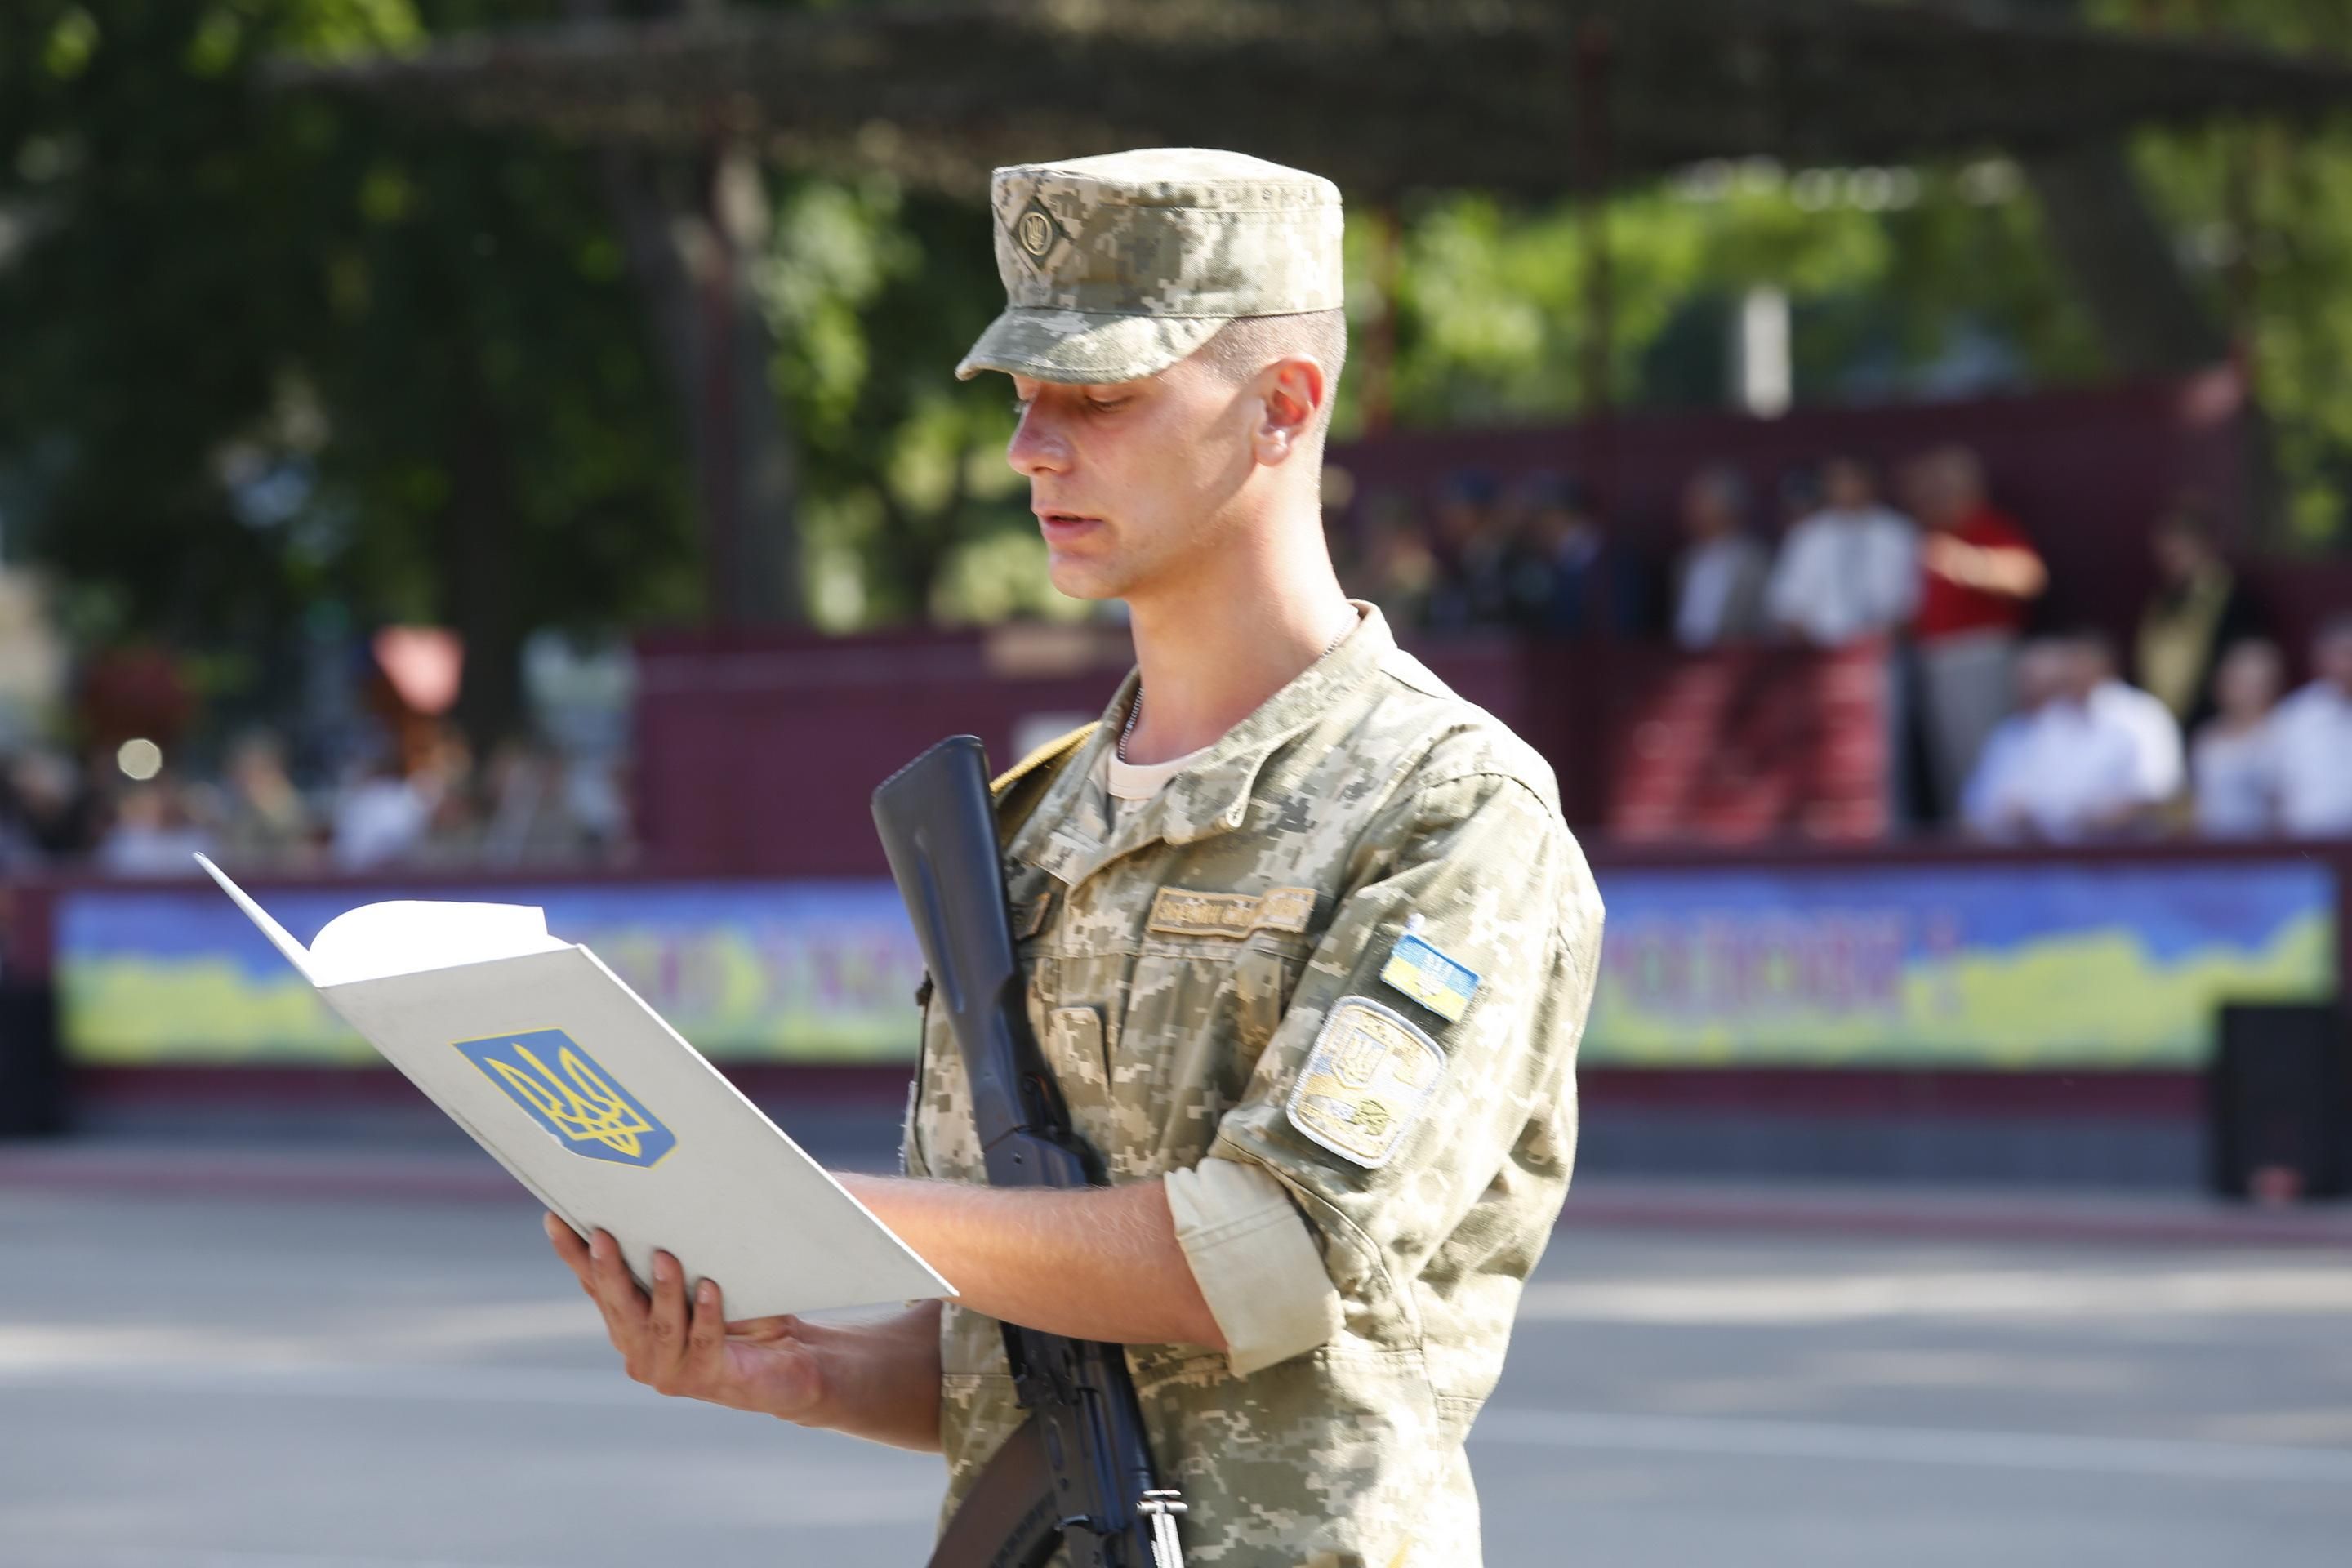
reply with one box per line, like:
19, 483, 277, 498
873, 735, 1188, 1568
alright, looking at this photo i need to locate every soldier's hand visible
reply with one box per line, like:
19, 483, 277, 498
543, 1212, 825, 1423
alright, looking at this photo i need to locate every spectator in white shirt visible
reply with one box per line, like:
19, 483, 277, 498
2270, 613, 2352, 837
1765, 457, 1919, 646
331, 756, 439, 871
2190, 639, 2284, 838
96, 777, 217, 877
1963, 638, 2145, 841
1671, 466, 1771, 650
2074, 631, 2185, 808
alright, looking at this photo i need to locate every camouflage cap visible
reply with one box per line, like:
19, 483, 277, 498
956, 147, 1345, 385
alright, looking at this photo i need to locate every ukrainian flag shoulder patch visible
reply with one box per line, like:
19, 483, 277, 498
1378, 919, 1480, 1023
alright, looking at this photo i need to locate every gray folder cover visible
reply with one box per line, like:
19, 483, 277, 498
198, 856, 951, 1320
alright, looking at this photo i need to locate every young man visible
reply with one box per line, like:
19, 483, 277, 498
1904, 445, 2048, 817
2268, 612, 2352, 837
1668, 465, 1771, 649
548, 148, 1605, 1566
1765, 456, 1919, 648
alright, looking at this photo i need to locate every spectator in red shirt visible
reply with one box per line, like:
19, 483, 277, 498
1904, 445, 2048, 819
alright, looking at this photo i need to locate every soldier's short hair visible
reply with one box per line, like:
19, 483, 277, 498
1195, 310, 1348, 439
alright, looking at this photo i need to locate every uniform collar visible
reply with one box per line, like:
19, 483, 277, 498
1009, 601, 1394, 889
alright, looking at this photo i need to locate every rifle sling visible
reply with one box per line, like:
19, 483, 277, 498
924, 1414, 1067, 1568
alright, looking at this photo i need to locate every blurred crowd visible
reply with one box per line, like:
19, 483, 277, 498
0, 449, 2341, 873
1334, 447, 2352, 840
0, 729, 631, 879
0, 627, 638, 880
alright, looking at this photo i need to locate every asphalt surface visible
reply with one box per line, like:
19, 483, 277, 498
3, 1138, 2350, 1568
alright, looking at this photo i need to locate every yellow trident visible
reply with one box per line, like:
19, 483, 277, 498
489, 1042, 655, 1158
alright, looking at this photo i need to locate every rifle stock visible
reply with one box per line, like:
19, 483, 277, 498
874, 737, 1183, 1568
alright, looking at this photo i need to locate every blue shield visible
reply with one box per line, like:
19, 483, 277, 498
454, 1028, 678, 1168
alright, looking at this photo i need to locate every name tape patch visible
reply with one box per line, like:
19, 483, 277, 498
1285, 997, 1446, 1169
1379, 926, 1481, 1023
1147, 885, 1318, 940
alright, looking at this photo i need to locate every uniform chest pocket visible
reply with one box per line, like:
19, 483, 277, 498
1107, 932, 1311, 1174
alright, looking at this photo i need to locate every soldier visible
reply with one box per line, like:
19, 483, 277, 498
549, 148, 1605, 1566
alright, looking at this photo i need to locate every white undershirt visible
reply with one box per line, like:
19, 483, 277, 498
1099, 740, 1214, 816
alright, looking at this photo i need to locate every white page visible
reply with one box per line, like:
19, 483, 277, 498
307, 899, 572, 987
197, 853, 571, 987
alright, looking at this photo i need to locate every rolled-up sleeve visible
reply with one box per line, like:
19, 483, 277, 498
1165, 1154, 1344, 1376
1205, 771, 1599, 1327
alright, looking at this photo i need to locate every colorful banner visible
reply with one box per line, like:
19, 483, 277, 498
57, 881, 925, 1067
57, 858, 2340, 1071
1585, 861, 2338, 1069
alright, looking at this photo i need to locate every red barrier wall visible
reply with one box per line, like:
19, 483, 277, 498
631, 629, 1890, 874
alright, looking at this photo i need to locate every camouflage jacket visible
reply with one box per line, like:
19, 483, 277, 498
903, 605, 1605, 1568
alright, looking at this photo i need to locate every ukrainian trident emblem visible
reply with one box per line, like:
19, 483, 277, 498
455, 1028, 677, 1167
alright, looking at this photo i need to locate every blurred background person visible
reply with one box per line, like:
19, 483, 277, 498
1321, 511, 1364, 600
1773, 462, 1824, 541
2079, 630, 2185, 813
1962, 636, 2140, 841
95, 776, 216, 877
1350, 489, 1438, 630
2135, 497, 2263, 730
2189, 639, 2285, 839
1423, 469, 1513, 630
1504, 472, 1644, 637
1670, 465, 1770, 650
0, 760, 48, 871
2269, 612, 2352, 838
212, 729, 318, 870
0, 751, 100, 867
476, 739, 591, 867
330, 753, 440, 871
1907, 444, 2047, 819
411, 730, 485, 867
1766, 455, 1919, 647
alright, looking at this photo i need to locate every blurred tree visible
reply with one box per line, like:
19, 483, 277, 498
1355, 163, 2100, 432
568, 0, 803, 630
5, 0, 2346, 760
2087, 0, 2352, 546
0, 0, 699, 755
1363, 2, 2352, 548
757, 176, 1039, 627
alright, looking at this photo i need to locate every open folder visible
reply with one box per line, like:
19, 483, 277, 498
196, 854, 952, 1319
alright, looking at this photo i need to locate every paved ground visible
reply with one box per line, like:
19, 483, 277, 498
3, 1138, 2350, 1568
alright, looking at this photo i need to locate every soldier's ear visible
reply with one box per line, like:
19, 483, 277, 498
1252, 355, 1327, 469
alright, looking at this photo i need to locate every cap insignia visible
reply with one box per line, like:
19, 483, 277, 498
1012, 196, 1063, 268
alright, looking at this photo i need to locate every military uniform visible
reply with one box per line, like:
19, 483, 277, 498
913, 149, 1606, 1568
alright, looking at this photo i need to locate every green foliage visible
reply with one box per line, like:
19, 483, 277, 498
0, 0, 694, 742
1357, 159, 2105, 431
2089, 0, 2352, 545
7, 0, 2350, 719
760, 176, 1066, 627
